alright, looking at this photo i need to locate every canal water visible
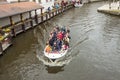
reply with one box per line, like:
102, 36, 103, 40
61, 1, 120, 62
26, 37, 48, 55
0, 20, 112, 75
1, 1, 120, 80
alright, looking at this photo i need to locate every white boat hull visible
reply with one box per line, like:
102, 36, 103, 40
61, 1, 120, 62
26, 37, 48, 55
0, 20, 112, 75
44, 48, 68, 60
74, 4, 83, 8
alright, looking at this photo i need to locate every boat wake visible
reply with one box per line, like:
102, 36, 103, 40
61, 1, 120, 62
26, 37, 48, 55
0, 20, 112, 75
36, 48, 79, 67
36, 37, 87, 67
34, 22, 88, 67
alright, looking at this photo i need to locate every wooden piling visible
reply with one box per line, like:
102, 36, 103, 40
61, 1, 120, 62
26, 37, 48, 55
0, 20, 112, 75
9, 16, 16, 37
29, 11, 33, 28
20, 14, 25, 32
35, 10, 38, 24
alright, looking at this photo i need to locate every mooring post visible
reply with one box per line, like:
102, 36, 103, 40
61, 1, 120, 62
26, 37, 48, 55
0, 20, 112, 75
29, 11, 33, 28
20, 13, 25, 32
9, 16, 16, 37
0, 41, 3, 52
41, 8, 43, 22
35, 9, 38, 24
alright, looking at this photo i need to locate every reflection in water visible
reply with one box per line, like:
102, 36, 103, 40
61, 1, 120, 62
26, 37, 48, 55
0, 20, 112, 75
46, 66, 64, 74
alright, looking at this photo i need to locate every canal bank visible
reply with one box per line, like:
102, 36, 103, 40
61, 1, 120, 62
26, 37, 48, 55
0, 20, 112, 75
97, 1, 120, 16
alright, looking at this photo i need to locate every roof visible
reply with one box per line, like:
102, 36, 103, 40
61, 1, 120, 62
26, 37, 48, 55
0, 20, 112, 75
0, 2, 43, 18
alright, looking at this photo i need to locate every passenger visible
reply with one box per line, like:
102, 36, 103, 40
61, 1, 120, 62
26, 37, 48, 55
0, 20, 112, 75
63, 26, 66, 32
53, 42, 57, 51
49, 32, 54, 38
63, 37, 69, 47
56, 39, 62, 51
57, 31, 63, 40
53, 30, 57, 39
80, 0, 82, 4
62, 44, 68, 50
65, 29, 71, 39
49, 37, 54, 47
56, 26, 60, 32
45, 42, 52, 53
64, 36, 69, 43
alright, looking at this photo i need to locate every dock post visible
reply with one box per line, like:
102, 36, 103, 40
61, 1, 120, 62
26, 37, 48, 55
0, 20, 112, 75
41, 8, 43, 22
35, 10, 38, 24
29, 11, 33, 28
0, 42, 3, 53
20, 14, 25, 32
46, 13, 48, 20
9, 16, 16, 37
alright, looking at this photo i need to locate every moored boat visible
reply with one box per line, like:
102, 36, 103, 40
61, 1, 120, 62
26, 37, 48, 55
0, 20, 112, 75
74, 3, 83, 8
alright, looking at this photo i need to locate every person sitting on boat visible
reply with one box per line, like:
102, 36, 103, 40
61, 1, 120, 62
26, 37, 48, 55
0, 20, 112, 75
57, 31, 63, 40
63, 38, 69, 48
62, 43, 69, 50
63, 30, 70, 47
66, 28, 71, 39
45, 42, 52, 53
56, 39, 62, 51
49, 37, 55, 47
52, 41, 58, 51
77, 1, 80, 5
52, 28, 58, 40
49, 28, 59, 46
56, 26, 60, 32
80, 0, 82, 4
61, 26, 66, 35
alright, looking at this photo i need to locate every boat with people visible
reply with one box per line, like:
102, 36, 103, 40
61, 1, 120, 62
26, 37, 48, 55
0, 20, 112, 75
44, 26, 71, 62
73, 0, 83, 8
74, 3, 83, 8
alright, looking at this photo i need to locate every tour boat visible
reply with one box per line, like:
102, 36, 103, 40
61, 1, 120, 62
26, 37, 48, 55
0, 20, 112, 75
74, 3, 83, 8
44, 47, 68, 62
44, 26, 70, 62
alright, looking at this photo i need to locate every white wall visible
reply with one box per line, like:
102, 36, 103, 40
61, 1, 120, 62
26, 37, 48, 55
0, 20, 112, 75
40, 0, 54, 12
30, 0, 55, 12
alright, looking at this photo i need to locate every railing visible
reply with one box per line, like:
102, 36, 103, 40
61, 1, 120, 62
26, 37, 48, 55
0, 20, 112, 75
0, 33, 12, 55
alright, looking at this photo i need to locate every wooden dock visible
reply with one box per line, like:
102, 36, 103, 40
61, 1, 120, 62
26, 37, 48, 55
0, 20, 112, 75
0, 2, 74, 55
